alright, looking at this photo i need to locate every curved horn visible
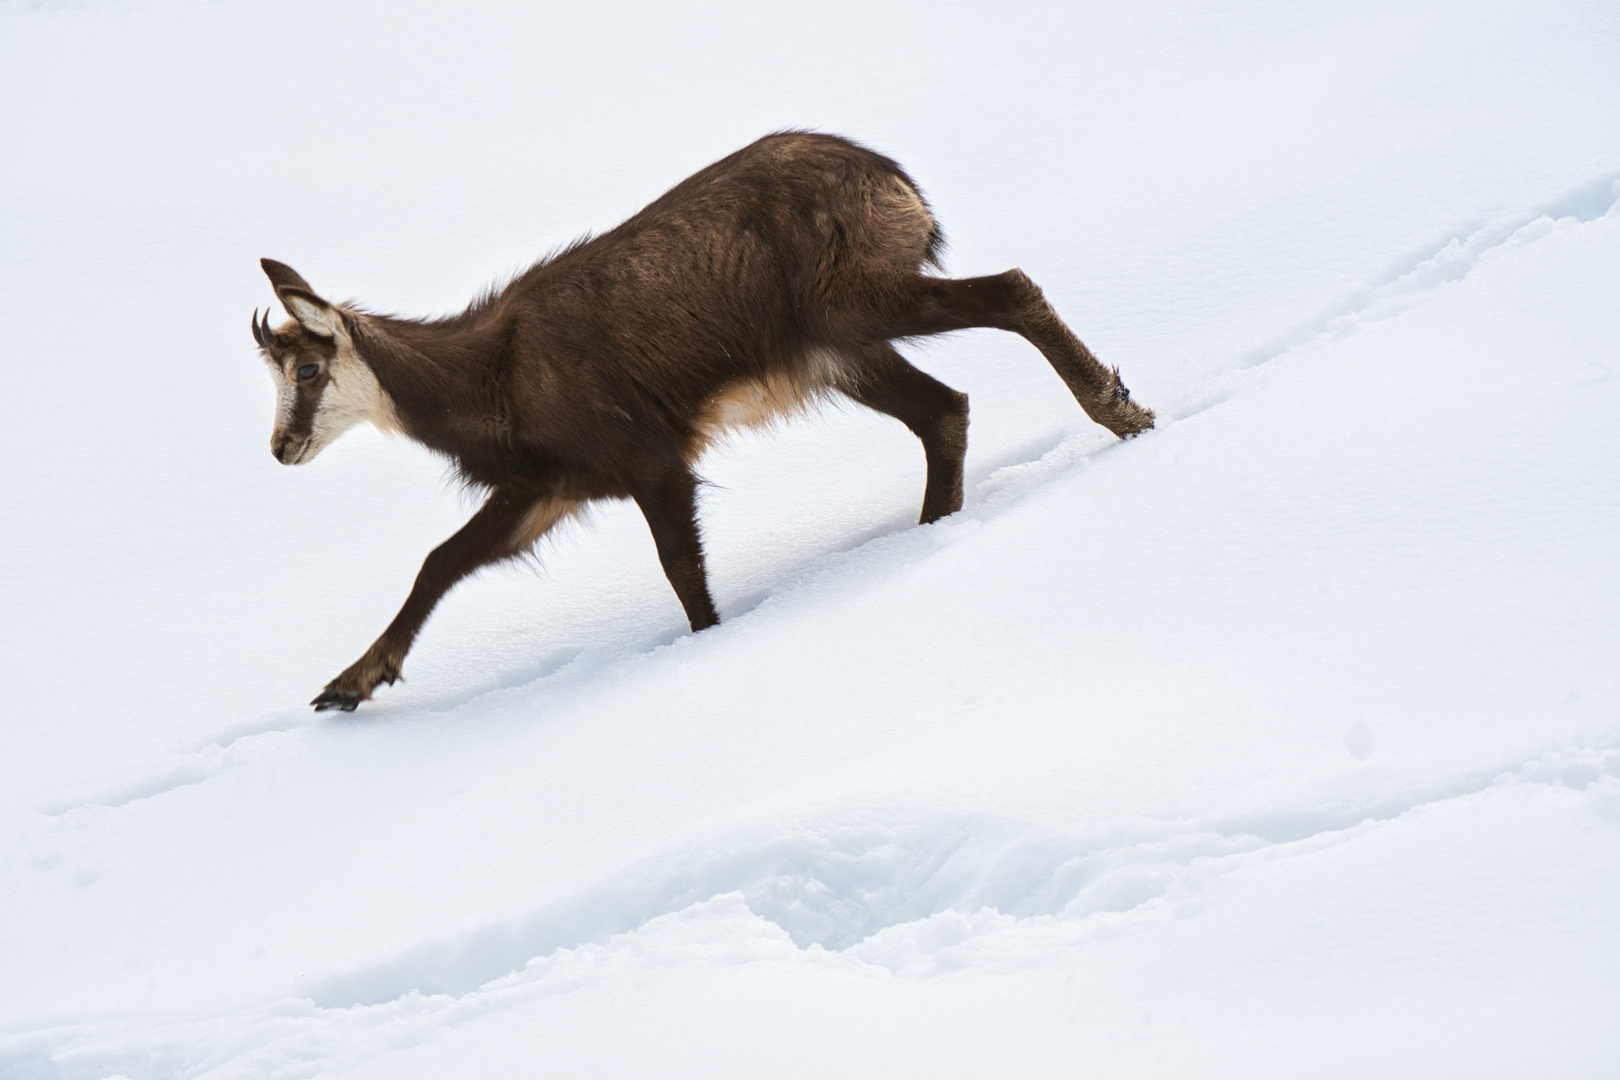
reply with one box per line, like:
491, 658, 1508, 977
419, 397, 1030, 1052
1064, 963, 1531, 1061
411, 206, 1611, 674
252, 308, 274, 347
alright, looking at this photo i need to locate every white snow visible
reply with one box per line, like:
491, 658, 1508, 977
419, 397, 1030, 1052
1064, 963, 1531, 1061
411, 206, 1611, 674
2, 0, 1618, 1076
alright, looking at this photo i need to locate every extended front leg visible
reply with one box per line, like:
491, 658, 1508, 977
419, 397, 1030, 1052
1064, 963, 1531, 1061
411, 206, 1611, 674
631, 465, 720, 632
312, 487, 567, 711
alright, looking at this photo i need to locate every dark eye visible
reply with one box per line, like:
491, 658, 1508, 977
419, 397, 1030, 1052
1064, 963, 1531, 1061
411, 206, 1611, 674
297, 363, 321, 382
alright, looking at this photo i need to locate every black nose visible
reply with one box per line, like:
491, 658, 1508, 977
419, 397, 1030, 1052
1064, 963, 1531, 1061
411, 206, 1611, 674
272, 438, 288, 462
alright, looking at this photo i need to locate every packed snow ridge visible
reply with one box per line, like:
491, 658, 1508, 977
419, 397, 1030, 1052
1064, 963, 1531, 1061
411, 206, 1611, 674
313, 744, 1620, 1008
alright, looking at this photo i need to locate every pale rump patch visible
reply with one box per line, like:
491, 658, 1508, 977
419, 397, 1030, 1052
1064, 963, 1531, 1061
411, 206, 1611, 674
508, 496, 583, 553
869, 173, 938, 266
687, 347, 850, 460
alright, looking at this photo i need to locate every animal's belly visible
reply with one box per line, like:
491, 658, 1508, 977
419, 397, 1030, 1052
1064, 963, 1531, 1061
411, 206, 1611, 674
688, 347, 851, 458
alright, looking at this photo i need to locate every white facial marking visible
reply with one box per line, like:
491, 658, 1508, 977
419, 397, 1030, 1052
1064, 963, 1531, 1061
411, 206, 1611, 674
266, 314, 401, 465
296, 352, 401, 463
269, 362, 296, 434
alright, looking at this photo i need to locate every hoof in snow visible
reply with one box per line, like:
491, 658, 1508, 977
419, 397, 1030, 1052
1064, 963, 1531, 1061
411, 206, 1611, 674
311, 685, 365, 713
311, 650, 403, 712
1087, 370, 1155, 439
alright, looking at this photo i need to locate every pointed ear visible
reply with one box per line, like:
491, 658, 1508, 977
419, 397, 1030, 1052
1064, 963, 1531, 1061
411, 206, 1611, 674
278, 287, 346, 340
260, 260, 343, 339
261, 258, 315, 294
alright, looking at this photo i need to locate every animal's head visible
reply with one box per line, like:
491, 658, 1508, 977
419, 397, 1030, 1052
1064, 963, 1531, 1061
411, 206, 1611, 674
253, 259, 398, 464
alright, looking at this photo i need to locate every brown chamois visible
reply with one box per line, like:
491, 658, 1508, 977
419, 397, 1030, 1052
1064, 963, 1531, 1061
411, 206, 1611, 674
252, 132, 1154, 711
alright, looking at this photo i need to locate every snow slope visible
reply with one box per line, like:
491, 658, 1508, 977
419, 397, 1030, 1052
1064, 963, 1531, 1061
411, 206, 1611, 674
1, 0, 1617, 1076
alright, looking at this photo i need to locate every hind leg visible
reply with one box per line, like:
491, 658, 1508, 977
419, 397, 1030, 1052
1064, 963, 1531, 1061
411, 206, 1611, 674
629, 462, 721, 632
845, 343, 970, 524
883, 270, 1154, 439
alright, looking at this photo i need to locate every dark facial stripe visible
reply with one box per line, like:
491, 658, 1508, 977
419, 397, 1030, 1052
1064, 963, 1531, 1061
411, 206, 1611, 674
287, 377, 324, 440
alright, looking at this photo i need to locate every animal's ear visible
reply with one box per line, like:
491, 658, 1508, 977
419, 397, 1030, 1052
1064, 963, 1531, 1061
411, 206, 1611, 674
261, 258, 315, 294
278, 288, 345, 340
261, 259, 344, 339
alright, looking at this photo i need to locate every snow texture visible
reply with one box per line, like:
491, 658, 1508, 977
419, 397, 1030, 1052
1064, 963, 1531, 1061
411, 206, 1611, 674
1, 0, 1618, 1076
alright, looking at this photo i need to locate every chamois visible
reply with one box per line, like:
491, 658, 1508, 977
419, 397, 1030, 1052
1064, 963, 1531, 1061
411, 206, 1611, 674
252, 132, 1154, 711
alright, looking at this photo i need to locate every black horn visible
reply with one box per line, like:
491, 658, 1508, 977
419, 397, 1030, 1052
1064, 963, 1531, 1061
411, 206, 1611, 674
252, 308, 274, 347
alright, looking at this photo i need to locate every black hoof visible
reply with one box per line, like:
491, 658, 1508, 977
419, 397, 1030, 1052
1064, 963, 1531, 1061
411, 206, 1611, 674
311, 684, 364, 712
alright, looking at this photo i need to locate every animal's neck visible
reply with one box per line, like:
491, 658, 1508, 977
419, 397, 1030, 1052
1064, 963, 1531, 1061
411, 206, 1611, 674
350, 311, 510, 454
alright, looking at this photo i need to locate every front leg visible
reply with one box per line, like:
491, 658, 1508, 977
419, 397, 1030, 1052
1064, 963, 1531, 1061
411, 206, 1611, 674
312, 487, 563, 711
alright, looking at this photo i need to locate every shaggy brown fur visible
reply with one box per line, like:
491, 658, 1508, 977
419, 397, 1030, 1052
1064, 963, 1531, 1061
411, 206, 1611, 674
252, 132, 1154, 711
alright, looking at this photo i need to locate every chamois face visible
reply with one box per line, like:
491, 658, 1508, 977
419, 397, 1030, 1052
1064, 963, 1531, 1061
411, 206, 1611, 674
255, 270, 405, 466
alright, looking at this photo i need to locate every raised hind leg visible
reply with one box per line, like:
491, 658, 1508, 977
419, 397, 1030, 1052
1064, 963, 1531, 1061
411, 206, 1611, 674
844, 343, 971, 524
883, 270, 1154, 439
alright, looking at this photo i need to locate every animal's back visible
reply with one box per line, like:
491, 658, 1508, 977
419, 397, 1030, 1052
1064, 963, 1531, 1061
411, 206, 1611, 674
630, 131, 944, 280
515, 133, 941, 340
498, 133, 945, 449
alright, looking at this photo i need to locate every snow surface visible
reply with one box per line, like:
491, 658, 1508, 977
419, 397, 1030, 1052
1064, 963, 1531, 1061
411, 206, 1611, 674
2, 0, 1618, 1076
